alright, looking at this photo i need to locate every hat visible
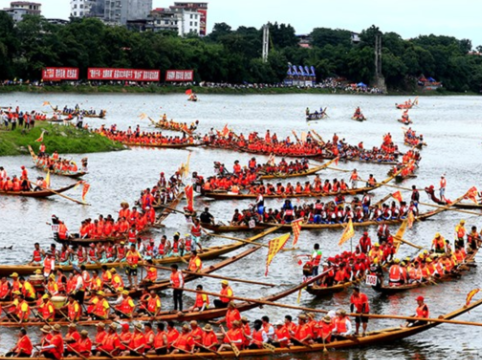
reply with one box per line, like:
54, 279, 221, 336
122, 323, 130, 330
190, 320, 198, 325
374, 243, 380, 247
426, 258, 432, 263
336, 309, 347, 316
97, 323, 105, 328
416, 296, 424, 302
89, 243, 95, 248
435, 233, 441, 238
120, 241, 125, 245
134, 323, 143, 330
221, 280, 229, 285
322, 316, 332, 324
109, 323, 118, 330
241, 316, 249, 322
52, 324, 61, 332
42, 294, 50, 299
122, 290, 129, 295
182, 324, 190, 330
68, 323, 77, 328
49, 274, 55, 280
110, 268, 117, 273
10, 272, 18, 277
40, 325, 51, 333
298, 314, 307, 320
12, 290, 21, 295
460, 220, 466, 224
274, 321, 283, 326
97, 291, 105, 296
81, 330, 89, 336
116, 287, 124, 292
203, 324, 213, 331
394, 258, 400, 264
34, 269, 42, 275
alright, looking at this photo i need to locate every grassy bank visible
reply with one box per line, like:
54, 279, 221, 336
0, 123, 124, 156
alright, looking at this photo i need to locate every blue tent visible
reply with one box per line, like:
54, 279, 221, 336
357, 82, 367, 87
428, 77, 436, 82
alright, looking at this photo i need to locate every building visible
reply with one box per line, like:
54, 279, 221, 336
2, 1, 41, 22
170, 6, 200, 36
70, 0, 92, 18
71, 0, 152, 25
173, 2, 208, 36
149, 8, 179, 33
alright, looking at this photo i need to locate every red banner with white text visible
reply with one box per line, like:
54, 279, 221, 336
165, 70, 194, 82
42, 67, 79, 81
87, 68, 160, 81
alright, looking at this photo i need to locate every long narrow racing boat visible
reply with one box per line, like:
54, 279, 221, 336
203, 171, 397, 200
124, 142, 201, 149
305, 276, 366, 297
28, 146, 88, 178
0, 182, 78, 198
425, 186, 482, 210
0, 227, 279, 277
2, 297, 482, 357
258, 163, 328, 180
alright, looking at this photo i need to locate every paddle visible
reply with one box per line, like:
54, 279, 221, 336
202, 230, 270, 248
194, 342, 222, 357
392, 235, 423, 250
46, 182, 89, 206
96, 347, 114, 358
290, 337, 313, 349
120, 341, 148, 359
220, 325, 240, 358
153, 263, 277, 287
172, 345, 209, 360
66, 343, 89, 360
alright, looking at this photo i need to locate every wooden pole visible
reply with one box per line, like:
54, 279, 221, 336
152, 264, 277, 287
48, 185, 89, 206
202, 230, 270, 249
181, 288, 482, 328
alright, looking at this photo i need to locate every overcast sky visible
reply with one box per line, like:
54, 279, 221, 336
2, 0, 482, 47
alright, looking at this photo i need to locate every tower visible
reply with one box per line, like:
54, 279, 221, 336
373, 31, 387, 93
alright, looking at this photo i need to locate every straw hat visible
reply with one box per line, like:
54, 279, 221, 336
336, 309, 347, 316
109, 323, 118, 330
221, 280, 229, 285
322, 316, 332, 324
134, 323, 143, 330
96, 323, 105, 328
202, 324, 213, 331
40, 325, 51, 333
68, 323, 77, 328
52, 324, 62, 332
80, 330, 89, 336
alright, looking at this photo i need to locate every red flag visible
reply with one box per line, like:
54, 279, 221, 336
222, 124, 230, 137
291, 218, 303, 247
185, 89, 193, 95
185, 185, 194, 212
466, 186, 478, 204
392, 191, 403, 203
81, 182, 90, 202
36, 130, 46, 143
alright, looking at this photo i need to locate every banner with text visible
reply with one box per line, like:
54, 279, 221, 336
87, 68, 160, 81
42, 67, 79, 81
165, 70, 194, 82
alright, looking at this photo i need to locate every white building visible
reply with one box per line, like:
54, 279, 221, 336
3, 1, 41, 22
70, 0, 91, 18
171, 7, 200, 36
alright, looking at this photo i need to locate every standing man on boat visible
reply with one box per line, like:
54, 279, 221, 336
350, 287, 369, 336
439, 175, 447, 202
170, 264, 184, 312
310, 244, 323, 276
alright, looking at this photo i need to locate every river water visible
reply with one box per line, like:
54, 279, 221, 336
0, 93, 482, 359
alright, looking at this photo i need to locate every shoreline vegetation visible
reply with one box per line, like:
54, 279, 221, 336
0, 84, 477, 96
0, 124, 125, 156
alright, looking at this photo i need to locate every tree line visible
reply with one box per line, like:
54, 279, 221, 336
0, 13, 481, 92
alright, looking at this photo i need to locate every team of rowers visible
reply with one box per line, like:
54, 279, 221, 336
404, 128, 425, 147
35, 145, 88, 174
57, 105, 106, 118
95, 125, 196, 146
0, 166, 50, 192
227, 192, 421, 225
154, 115, 198, 134
352, 107, 366, 120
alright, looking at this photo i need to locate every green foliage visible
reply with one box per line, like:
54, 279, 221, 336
0, 124, 124, 156
1, 16, 482, 92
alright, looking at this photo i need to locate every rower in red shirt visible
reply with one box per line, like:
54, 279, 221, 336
350, 287, 370, 336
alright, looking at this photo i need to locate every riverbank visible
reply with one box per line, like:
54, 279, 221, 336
0, 124, 124, 156
0, 84, 478, 96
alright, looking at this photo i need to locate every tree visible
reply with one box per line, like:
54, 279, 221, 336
310, 27, 352, 48
269, 22, 298, 49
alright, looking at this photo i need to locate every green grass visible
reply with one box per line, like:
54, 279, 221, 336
0, 123, 125, 156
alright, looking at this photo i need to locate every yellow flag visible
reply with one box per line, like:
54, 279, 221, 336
184, 152, 191, 177
265, 233, 291, 276
407, 211, 415, 228
42, 101, 50, 106
338, 219, 354, 246
393, 220, 407, 253
45, 171, 50, 188
139, 113, 147, 120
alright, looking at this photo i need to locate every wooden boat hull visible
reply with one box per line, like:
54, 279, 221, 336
124, 142, 200, 149
0, 183, 77, 198
3, 297, 482, 357
306, 277, 364, 296
201, 223, 266, 233
352, 116, 367, 121
396, 104, 413, 109
398, 119, 413, 125
204, 185, 378, 200
258, 164, 327, 180
424, 187, 482, 210
306, 113, 327, 121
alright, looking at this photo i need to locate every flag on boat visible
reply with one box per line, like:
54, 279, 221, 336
291, 218, 303, 247
81, 181, 90, 202
466, 289, 480, 305
45, 171, 50, 189
393, 220, 407, 253
185, 89, 193, 95
221, 124, 230, 137
265, 233, 291, 276
185, 184, 194, 212
392, 191, 403, 203
407, 210, 415, 229
338, 219, 354, 246
466, 186, 478, 204
42, 101, 50, 106
267, 153, 276, 166
138, 113, 147, 120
